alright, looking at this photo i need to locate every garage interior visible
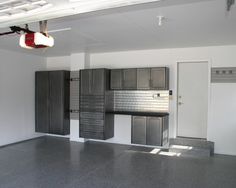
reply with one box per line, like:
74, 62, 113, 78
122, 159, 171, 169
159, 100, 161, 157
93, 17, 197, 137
0, 0, 236, 187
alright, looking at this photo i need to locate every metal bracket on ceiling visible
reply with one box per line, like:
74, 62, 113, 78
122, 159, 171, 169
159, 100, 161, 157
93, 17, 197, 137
39, 20, 48, 35
227, 0, 235, 11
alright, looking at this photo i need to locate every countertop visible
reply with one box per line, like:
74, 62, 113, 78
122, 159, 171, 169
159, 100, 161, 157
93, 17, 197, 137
107, 111, 169, 117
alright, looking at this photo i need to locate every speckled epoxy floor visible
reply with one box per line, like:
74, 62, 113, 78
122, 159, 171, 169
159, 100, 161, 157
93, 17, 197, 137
0, 136, 235, 188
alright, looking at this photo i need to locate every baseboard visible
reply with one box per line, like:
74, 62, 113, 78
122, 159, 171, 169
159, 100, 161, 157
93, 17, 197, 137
46, 134, 70, 138
70, 137, 86, 143
0, 135, 45, 148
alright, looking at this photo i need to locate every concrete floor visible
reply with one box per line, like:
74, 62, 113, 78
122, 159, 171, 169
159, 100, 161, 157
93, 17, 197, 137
0, 136, 236, 188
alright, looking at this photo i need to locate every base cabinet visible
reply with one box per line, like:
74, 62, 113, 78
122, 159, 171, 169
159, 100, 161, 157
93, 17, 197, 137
132, 116, 169, 146
146, 117, 162, 146
132, 116, 147, 145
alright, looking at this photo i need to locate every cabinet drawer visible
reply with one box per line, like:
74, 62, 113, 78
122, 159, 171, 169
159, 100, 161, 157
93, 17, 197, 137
80, 124, 104, 132
80, 131, 105, 140
80, 118, 104, 126
80, 95, 105, 112
80, 112, 104, 120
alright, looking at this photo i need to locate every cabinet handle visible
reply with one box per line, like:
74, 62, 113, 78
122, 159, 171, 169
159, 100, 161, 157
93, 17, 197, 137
70, 110, 79, 113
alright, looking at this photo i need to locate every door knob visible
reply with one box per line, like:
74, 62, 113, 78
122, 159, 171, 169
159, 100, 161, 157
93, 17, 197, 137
178, 102, 184, 105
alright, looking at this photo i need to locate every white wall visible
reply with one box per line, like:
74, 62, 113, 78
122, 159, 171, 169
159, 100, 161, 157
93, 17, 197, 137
0, 49, 46, 146
47, 56, 71, 70
46, 45, 236, 155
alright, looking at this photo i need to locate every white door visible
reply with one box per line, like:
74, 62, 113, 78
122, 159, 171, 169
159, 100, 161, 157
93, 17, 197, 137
177, 62, 208, 139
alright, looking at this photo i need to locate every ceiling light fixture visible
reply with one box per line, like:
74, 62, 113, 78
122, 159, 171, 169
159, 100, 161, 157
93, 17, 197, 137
0, 7, 12, 13
12, 3, 31, 9
31, 0, 47, 5
0, 1, 52, 20
0, 0, 16, 6
27, 3, 52, 13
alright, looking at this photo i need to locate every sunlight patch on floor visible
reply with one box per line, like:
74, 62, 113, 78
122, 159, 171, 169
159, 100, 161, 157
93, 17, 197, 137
159, 151, 182, 157
170, 145, 193, 150
149, 148, 161, 154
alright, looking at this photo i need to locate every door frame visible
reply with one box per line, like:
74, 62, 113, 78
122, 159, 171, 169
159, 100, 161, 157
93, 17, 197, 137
176, 60, 211, 139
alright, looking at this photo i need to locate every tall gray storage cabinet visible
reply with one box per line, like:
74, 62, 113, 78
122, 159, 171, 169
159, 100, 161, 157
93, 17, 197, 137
79, 69, 114, 140
35, 71, 70, 135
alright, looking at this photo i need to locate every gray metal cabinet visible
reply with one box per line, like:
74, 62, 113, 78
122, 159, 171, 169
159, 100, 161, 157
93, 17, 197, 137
150, 68, 169, 90
131, 115, 169, 146
79, 69, 114, 140
110, 69, 123, 90
35, 71, 70, 135
123, 69, 137, 89
49, 71, 64, 134
80, 69, 106, 95
110, 67, 169, 90
80, 69, 92, 95
92, 69, 105, 95
132, 116, 147, 145
137, 68, 151, 89
35, 72, 50, 133
146, 117, 162, 146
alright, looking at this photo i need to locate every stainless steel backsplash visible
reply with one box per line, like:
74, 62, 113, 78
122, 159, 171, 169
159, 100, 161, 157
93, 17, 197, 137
113, 90, 169, 112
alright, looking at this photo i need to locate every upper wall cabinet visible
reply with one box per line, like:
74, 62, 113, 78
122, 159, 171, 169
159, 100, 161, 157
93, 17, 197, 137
110, 67, 169, 90
110, 69, 123, 90
137, 68, 151, 89
150, 68, 169, 90
123, 68, 137, 89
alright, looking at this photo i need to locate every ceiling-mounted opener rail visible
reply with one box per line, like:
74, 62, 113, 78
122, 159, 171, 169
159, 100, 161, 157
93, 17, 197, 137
0, 25, 34, 36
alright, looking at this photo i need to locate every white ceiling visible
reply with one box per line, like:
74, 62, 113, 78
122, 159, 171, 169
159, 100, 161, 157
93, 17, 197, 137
0, 0, 235, 57
0, 0, 171, 27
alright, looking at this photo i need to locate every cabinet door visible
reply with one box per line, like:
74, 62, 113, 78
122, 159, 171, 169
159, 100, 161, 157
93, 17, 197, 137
35, 72, 49, 133
123, 69, 137, 89
146, 117, 162, 146
110, 69, 123, 89
137, 68, 151, 89
132, 116, 146, 145
150, 68, 168, 90
49, 71, 64, 134
92, 69, 105, 95
80, 70, 92, 95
